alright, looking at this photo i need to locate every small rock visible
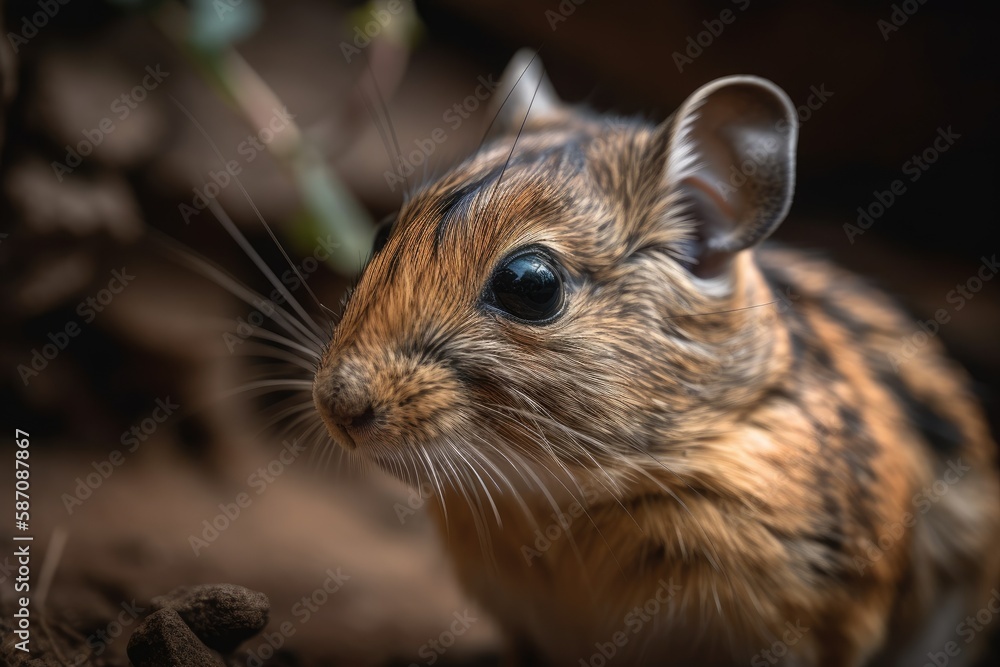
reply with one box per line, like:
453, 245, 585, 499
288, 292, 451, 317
127, 608, 224, 667
152, 584, 270, 653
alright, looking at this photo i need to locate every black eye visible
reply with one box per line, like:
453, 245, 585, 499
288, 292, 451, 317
488, 249, 564, 323
372, 218, 393, 255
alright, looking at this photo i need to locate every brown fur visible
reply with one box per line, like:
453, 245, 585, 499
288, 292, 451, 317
312, 60, 1000, 666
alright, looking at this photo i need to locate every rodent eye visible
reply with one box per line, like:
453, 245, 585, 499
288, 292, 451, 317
488, 249, 564, 323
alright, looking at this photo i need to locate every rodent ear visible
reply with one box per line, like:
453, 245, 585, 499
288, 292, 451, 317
486, 49, 561, 139
659, 76, 798, 277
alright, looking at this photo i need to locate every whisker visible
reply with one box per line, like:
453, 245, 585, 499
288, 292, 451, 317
293, 419, 326, 457
240, 327, 322, 360
476, 405, 631, 584
190, 315, 324, 361
152, 232, 324, 356
169, 95, 331, 341
439, 442, 496, 568
217, 379, 314, 400
487, 404, 647, 534
168, 95, 333, 325
259, 400, 321, 434
361, 56, 409, 199
236, 342, 319, 373
450, 444, 502, 527
203, 197, 327, 348
286, 414, 325, 450
487, 62, 545, 207
420, 445, 450, 530
464, 431, 536, 528
662, 300, 779, 321
477, 45, 546, 149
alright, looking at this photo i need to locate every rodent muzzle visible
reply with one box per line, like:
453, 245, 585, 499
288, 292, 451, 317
327, 398, 378, 446
321, 374, 377, 433
312, 363, 379, 451
313, 347, 464, 455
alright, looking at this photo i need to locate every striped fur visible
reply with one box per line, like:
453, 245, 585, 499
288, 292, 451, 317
313, 66, 1000, 666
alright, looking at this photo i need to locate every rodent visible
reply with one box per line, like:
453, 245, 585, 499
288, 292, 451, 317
311, 50, 1000, 666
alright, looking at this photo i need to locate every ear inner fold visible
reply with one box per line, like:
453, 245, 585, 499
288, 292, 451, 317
661, 76, 798, 272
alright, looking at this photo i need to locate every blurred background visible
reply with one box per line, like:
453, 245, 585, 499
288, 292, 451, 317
0, 0, 997, 664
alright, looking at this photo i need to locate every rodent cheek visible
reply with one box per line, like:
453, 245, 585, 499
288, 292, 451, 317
387, 363, 466, 442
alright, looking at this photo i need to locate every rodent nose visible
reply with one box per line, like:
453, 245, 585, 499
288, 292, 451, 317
330, 403, 377, 431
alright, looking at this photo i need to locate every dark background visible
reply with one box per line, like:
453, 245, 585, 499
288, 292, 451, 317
0, 0, 997, 665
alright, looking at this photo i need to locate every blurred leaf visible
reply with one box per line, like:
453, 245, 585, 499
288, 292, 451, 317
189, 0, 263, 52
149, 0, 376, 275
291, 148, 374, 274
349, 0, 424, 50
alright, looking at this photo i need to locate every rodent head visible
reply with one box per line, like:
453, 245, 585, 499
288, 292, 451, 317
313, 51, 799, 492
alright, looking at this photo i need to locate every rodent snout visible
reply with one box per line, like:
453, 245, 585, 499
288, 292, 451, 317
313, 347, 465, 453
326, 397, 379, 438
313, 363, 381, 449
333, 404, 377, 431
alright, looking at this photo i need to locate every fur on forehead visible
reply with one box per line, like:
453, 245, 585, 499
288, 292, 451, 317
392, 118, 698, 279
